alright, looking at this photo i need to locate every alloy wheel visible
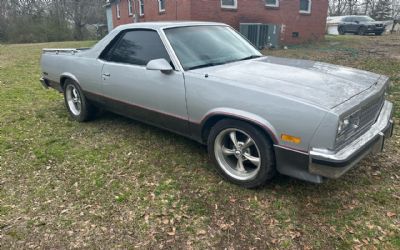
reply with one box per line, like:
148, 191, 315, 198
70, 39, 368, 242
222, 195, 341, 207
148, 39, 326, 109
214, 128, 262, 181
65, 84, 82, 116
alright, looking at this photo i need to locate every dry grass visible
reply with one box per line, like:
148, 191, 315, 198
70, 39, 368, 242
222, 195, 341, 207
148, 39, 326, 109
0, 35, 399, 249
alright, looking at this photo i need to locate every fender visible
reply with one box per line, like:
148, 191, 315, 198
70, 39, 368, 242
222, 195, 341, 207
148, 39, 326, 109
60, 72, 81, 90
194, 108, 279, 144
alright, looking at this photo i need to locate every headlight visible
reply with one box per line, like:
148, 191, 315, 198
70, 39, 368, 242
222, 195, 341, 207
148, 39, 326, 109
337, 118, 350, 135
337, 111, 361, 136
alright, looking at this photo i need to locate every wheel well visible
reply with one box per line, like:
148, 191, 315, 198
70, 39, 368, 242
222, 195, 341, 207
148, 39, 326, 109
60, 76, 69, 91
201, 115, 277, 145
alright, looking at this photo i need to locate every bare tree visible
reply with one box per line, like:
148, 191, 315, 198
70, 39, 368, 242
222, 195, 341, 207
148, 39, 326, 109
63, 0, 106, 40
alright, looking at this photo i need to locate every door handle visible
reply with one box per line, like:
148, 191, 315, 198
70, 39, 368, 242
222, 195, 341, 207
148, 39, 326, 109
102, 73, 111, 77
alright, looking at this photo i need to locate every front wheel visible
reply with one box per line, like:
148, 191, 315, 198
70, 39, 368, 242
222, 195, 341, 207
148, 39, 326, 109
63, 79, 96, 122
208, 119, 276, 188
338, 27, 345, 35
375, 32, 383, 36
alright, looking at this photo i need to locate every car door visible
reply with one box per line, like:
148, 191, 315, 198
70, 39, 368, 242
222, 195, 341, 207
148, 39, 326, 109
349, 17, 360, 32
99, 29, 189, 134
343, 17, 355, 32
341, 17, 351, 32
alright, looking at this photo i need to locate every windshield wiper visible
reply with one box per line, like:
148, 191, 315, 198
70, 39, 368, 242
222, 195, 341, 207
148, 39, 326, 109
187, 62, 226, 70
187, 55, 262, 70
238, 55, 262, 61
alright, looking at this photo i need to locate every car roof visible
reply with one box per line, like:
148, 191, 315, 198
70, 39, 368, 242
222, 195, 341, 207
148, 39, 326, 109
115, 21, 227, 31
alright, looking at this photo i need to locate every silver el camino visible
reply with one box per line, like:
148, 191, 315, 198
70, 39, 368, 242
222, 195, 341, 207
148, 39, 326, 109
40, 22, 394, 188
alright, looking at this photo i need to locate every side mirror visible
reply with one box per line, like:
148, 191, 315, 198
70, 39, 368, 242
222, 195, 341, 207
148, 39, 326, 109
146, 58, 173, 73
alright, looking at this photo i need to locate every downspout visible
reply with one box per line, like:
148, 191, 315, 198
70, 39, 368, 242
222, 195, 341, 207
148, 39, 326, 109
175, 0, 178, 20
133, 0, 139, 23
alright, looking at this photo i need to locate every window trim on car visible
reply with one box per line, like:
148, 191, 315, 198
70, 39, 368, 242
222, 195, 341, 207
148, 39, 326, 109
220, 0, 237, 9
98, 28, 179, 71
116, 3, 121, 19
265, 0, 279, 8
299, 0, 312, 14
158, 0, 166, 12
139, 0, 144, 16
128, 0, 133, 16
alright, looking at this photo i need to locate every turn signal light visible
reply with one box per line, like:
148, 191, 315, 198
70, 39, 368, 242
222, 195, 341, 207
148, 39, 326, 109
281, 134, 301, 144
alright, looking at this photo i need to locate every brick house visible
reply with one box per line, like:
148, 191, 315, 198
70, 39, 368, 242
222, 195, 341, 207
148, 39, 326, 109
107, 0, 328, 45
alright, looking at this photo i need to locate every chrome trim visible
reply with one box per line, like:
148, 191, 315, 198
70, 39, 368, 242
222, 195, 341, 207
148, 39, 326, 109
159, 28, 184, 72
42, 48, 79, 54
309, 100, 394, 178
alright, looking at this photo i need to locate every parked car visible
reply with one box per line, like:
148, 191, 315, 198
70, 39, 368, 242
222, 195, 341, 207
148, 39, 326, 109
338, 15, 386, 35
40, 22, 394, 188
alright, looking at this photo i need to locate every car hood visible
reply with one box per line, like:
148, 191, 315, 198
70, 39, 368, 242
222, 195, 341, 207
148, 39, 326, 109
193, 56, 382, 109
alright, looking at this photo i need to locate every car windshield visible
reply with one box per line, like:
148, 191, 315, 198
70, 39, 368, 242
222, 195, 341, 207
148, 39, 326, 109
355, 16, 375, 22
164, 25, 262, 70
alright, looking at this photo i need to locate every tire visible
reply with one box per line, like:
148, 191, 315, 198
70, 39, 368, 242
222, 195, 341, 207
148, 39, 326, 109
63, 79, 96, 122
375, 32, 383, 36
207, 119, 276, 188
358, 27, 366, 35
338, 27, 345, 35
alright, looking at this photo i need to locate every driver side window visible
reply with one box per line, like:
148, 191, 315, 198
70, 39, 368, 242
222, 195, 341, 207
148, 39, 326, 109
103, 30, 171, 66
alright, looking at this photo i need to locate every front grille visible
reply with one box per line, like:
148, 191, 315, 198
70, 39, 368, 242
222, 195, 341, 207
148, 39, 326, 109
335, 94, 385, 149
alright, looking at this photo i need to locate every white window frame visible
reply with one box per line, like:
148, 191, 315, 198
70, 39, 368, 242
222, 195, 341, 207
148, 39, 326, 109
299, 0, 312, 14
265, 0, 279, 8
116, 3, 121, 19
128, 0, 133, 16
158, 0, 166, 12
139, 0, 144, 16
220, 0, 237, 9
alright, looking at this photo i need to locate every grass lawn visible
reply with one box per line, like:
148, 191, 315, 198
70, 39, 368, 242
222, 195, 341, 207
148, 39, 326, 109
0, 35, 399, 249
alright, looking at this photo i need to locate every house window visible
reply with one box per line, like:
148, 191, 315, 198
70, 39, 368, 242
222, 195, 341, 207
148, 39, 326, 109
300, 0, 312, 13
221, 0, 237, 9
128, 0, 133, 16
139, 0, 144, 16
158, 0, 166, 12
116, 3, 121, 19
265, 0, 279, 7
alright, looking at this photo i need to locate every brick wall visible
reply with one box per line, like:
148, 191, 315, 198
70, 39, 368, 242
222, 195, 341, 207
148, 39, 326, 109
112, 0, 192, 26
111, 0, 328, 45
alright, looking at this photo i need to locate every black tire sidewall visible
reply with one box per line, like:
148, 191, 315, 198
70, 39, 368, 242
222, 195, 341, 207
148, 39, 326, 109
63, 79, 92, 122
207, 119, 276, 188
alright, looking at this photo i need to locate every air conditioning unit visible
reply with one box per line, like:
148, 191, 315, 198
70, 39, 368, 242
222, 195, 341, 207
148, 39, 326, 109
266, 24, 281, 49
240, 23, 282, 49
239, 23, 269, 50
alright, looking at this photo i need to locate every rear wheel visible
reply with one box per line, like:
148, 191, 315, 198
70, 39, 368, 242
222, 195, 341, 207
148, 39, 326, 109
338, 27, 345, 35
63, 79, 96, 122
208, 119, 276, 188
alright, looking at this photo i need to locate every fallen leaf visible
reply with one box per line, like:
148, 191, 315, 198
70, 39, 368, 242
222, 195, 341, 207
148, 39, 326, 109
197, 229, 207, 236
386, 211, 396, 217
167, 227, 176, 236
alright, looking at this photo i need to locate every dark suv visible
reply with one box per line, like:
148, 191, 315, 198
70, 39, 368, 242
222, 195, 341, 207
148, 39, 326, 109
338, 16, 386, 35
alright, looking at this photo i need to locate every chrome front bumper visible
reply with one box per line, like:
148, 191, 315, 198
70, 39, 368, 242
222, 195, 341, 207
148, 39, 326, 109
309, 100, 394, 179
